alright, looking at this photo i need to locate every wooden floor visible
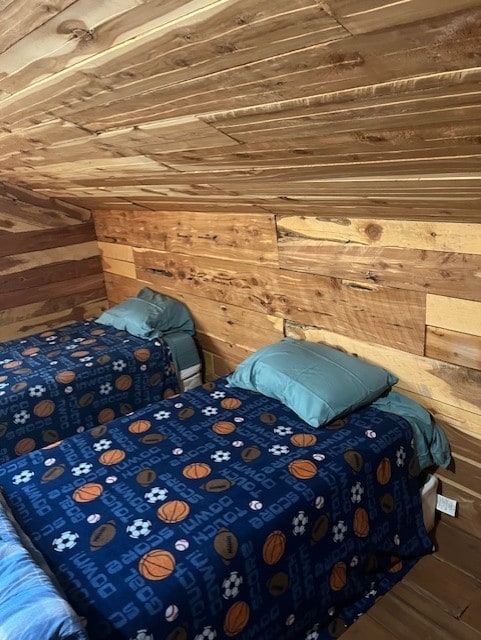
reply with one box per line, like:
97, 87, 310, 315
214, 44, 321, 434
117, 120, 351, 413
341, 519, 481, 639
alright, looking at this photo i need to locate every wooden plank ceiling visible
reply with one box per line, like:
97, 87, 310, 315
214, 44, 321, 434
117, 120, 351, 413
0, 0, 480, 218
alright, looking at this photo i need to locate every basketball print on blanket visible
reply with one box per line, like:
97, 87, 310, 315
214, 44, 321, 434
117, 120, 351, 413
0, 321, 179, 463
0, 377, 433, 640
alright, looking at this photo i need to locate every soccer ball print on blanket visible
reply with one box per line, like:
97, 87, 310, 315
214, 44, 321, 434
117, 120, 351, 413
0, 377, 433, 640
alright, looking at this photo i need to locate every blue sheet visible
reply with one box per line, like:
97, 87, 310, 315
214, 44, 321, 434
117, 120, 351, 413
0, 492, 87, 640
0, 321, 180, 463
0, 378, 434, 640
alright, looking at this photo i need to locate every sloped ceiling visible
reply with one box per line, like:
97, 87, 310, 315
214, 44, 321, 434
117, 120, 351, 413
0, 0, 480, 219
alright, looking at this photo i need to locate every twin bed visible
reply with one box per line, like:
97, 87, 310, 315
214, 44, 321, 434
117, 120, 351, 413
0, 289, 201, 464
0, 325, 450, 640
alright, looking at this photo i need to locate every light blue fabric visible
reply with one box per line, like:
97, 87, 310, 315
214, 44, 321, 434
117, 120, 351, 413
372, 391, 452, 469
137, 287, 195, 335
227, 338, 398, 427
0, 492, 87, 640
95, 296, 161, 338
96, 289, 195, 339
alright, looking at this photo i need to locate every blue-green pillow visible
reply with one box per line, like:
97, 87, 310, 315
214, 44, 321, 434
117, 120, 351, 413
226, 338, 398, 427
95, 297, 161, 338
95, 289, 195, 339
136, 287, 195, 335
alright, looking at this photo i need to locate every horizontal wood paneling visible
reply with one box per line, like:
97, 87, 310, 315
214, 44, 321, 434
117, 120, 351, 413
425, 327, 481, 370
0, 0, 78, 55
276, 217, 481, 253
427, 295, 481, 337
0, 224, 113, 258
1, 0, 480, 611
280, 244, 481, 301
134, 247, 425, 353
325, 0, 481, 34
95, 210, 279, 266
0, 298, 106, 343
101, 267, 268, 381
0, 188, 107, 341
96, 211, 481, 547
278, 216, 481, 301
1, 249, 101, 294
0, 273, 106, 312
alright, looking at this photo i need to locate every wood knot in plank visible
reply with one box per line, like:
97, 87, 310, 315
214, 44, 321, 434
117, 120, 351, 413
70, 28, 94, 41
327, 52, 364, 69
364, 271, 379, 283
146, 267, 173, 278
58, 20, 94, 41
364, 223, 382, 241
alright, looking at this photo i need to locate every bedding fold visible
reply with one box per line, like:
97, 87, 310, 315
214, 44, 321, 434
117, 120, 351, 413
372, 391, 451, 469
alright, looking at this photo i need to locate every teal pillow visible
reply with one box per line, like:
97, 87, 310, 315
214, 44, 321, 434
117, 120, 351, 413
136, 287, 195, 335
95, 289, 195, 339
95, 297, 161, 339
226, 338, 398, 427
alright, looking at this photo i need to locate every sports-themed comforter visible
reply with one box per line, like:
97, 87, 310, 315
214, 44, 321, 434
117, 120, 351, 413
0, 321, 179, 463
0, 378, 435, 640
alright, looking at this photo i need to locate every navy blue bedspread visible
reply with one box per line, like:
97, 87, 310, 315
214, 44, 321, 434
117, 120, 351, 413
0, 321, 179, 463
0, 378, 433, 640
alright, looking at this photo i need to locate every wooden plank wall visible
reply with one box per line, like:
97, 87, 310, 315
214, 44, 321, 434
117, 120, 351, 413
94, 208, 481, 543
0, 184, 107, 341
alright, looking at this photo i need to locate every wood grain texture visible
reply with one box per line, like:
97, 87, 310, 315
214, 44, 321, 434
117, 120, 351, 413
279, 243, 481, 301
0, 2, 480, 213
1, 254, 102, 293
277, 217, 481, 255
427, 295, 481, 337
0, 299, 106, 342
0, 0, 78, 55
343, 527, 481, 639
367, 580, 481, 640
399, 554, 479, 619
95, 209, 279, 266
0, 186, 106, 339
1, 0, 478, 578
323, 0, 481, 34
426, 327, 481, 370
0, 272, 105, 311
433, 520, 481, 582
97, 208, 481, 590
133, 247, 425, 353
97, 212, 481, 442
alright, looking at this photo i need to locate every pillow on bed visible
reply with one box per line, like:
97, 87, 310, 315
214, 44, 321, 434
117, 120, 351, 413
95, 289, 194, 338
136, 287, 195, 335
95, 296, 161, 338
226, 338, 398, 427
0, 492, 87, 640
